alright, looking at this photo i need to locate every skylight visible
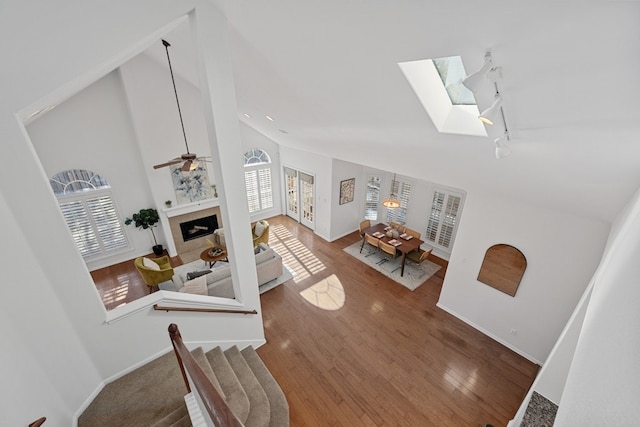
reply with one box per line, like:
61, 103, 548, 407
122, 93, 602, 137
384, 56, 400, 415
398, 56, 487, 137
432, 56, 476, 106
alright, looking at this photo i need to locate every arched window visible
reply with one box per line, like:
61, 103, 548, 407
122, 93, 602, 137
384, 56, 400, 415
50, 169, 129, 259
243, 148, 274, 213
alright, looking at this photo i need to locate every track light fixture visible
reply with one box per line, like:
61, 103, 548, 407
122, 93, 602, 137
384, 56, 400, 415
494, 132, 512, 159
479, 96, 503, 125
462, 51, 493, 93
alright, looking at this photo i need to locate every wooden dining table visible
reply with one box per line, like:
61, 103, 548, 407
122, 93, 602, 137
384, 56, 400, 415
361, 223, 424, 277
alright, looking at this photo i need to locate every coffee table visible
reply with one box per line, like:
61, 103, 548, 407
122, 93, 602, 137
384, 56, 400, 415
200, 246, 228, 268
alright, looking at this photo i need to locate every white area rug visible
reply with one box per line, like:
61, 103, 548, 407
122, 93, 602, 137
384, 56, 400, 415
259, 264, 294, 294
343, 241, 441, 291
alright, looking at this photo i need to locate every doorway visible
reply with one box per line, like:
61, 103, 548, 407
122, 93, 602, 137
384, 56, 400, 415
284, 166, 315, 230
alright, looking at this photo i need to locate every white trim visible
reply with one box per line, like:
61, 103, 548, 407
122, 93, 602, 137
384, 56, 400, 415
436, 302, 544, 365
163, 197, 220, 218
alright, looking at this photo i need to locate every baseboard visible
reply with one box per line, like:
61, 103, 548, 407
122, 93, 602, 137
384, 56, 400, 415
436, 302, 544, 366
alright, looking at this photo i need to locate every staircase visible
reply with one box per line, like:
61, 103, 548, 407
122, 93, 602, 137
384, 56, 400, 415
78, 345, 289, 427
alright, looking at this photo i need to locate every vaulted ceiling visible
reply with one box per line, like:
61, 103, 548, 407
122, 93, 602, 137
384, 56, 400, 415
151, 1, 640, 223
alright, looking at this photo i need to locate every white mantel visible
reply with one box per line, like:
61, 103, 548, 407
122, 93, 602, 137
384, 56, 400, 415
163, 197, 220, 218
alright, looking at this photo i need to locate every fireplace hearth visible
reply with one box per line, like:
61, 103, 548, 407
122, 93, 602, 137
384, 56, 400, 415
179, 215, 218, 242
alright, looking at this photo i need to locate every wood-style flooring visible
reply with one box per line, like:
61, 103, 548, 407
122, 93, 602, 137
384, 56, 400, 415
91, 214, 538, 426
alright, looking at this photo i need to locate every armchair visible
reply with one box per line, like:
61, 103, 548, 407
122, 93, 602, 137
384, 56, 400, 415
251, 220, 269, 246
134, 256, 174, 293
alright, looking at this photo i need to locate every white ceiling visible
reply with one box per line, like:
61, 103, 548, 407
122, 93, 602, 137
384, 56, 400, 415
150, 1, 640, 223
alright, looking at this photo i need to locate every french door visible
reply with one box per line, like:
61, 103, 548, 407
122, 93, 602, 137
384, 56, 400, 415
283, 166, 315, 230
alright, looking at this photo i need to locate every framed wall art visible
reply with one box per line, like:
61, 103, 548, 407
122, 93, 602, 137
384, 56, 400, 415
170, 163, 213, 205
339, 178, 355, 205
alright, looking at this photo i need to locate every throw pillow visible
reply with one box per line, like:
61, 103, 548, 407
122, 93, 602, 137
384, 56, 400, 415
142, 257, 160, 271
254, 220, 266, 238
186, 270, 212, 280
179, 275, 207, 295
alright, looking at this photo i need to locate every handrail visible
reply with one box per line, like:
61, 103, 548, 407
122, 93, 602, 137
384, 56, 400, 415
29, 417, 46, 427
155, 304, 257, 315
168, 323, 243, 427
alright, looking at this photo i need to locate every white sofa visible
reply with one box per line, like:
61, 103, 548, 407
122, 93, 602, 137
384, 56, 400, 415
170, 243, 283, 298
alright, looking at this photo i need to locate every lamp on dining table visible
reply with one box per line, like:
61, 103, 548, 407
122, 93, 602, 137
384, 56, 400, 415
382, 173, 401, 209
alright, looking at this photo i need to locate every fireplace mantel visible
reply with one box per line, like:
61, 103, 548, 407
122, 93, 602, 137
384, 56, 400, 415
163, 198, 220, 218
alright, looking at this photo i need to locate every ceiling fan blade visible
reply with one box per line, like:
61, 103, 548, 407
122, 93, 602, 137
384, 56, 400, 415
153, 158, 182, 169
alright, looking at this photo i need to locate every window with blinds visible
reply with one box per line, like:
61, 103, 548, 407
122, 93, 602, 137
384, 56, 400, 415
364, 175, 381, 220
386, 177, 412, 224
425, 189, 463, 251
50, 169, 129, 259
243, 148, 274, 213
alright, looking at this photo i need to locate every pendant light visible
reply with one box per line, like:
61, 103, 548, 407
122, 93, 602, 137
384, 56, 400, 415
382, 174, 401, 209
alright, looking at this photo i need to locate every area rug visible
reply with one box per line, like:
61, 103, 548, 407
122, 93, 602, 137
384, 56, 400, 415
343, 241, 441, 291
259, 264, 294, 294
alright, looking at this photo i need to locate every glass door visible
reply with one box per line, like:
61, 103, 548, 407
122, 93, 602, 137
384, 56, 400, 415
299, 172, 314, 229
284, 166, 299, 221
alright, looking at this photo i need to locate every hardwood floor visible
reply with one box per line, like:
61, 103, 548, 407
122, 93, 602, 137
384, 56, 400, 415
91, 214, 539, 426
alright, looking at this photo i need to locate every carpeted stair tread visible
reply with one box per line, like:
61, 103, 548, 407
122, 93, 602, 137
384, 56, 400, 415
150, 404, 191, 427
241, 346, 290, 427
224, 346, 271, 427
191, 347, 225, 399
205, 346, 250, 423
78, 350, 188, 427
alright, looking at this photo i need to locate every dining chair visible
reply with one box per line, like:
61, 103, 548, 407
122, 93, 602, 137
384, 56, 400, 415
403, 227, 421, 240
359, 219, 371, 236
360, 233, 380, 256
378, 240, 399, 265
390, 221, 405, 233
405, 247, 433, 278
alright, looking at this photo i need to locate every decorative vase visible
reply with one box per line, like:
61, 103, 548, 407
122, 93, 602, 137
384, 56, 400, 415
392, 230, 400, 239
386, 230, 393, 238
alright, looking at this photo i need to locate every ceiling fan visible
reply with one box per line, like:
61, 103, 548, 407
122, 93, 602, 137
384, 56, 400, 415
153, 39, 210, 172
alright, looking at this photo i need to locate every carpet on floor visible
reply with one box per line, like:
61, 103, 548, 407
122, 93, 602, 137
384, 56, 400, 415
343, 241, 441, 291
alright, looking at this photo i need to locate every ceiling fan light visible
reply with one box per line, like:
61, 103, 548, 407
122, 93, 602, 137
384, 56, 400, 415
479, 96, 503, 125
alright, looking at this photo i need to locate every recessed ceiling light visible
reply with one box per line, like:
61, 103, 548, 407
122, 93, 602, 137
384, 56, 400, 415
243, 113, 251, 119
265, 115, 274, 121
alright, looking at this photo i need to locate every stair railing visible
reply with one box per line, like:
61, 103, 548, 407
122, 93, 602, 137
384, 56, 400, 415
168, 323, 243, 427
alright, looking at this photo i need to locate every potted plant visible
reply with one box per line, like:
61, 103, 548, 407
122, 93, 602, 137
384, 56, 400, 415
125, 208, 163, 255
165, 200, 172, 208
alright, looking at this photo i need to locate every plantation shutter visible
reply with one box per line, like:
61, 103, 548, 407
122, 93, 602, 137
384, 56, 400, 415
387, 177, 412, 224
60, 199, 101, 257
258, 168, 273, 209
364, 176, 381, 220
87, 195, 128, 252
425, 189, 463, 252
244, 170, 260, 212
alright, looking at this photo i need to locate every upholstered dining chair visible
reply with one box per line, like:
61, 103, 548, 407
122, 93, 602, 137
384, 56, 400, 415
404, 247, 433, 278
378, 240, 399, 265
360, 233, 380, 256
134, 256, 174, 293
359, 219, 371, 237
389, 221, 405, 233
403, 227, 421, 240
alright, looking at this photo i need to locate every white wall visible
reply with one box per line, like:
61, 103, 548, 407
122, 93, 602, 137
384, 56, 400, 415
438, 191, 610, 363
330, 159, 364, 240
26, 70, 160, 271
1, 1, 265, 424
552, 187, 640, 425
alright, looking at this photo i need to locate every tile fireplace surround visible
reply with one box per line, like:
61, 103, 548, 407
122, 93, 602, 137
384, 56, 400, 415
164, 200, 223, 263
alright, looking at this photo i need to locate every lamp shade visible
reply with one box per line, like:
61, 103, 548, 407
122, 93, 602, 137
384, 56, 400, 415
494, 135, 511, 159
462, 56, 493, 92
479, 96, 503, 125
382, 198, 401, 209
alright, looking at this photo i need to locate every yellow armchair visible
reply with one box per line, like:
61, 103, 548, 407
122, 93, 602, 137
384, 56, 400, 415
134, 256, 174, 293
251, 220, 269, 246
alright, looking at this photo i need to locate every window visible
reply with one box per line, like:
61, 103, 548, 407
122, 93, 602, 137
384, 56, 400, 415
50, 169, 129, 259
425, 189, 463, 251
364, 175, 381, 220
386, 177, 412, 224
243, 148, 274, 213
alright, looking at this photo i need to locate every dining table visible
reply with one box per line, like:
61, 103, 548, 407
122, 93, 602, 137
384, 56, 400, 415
361, 223, 424, 277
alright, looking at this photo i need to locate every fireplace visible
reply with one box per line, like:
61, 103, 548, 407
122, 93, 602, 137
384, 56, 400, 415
179, 215, 218, 242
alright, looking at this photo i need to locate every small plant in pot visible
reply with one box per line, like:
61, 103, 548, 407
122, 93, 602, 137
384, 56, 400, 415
125, 208, 164, 256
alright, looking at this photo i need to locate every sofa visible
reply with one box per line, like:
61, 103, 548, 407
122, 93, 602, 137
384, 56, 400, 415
170, 243, 283, 298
